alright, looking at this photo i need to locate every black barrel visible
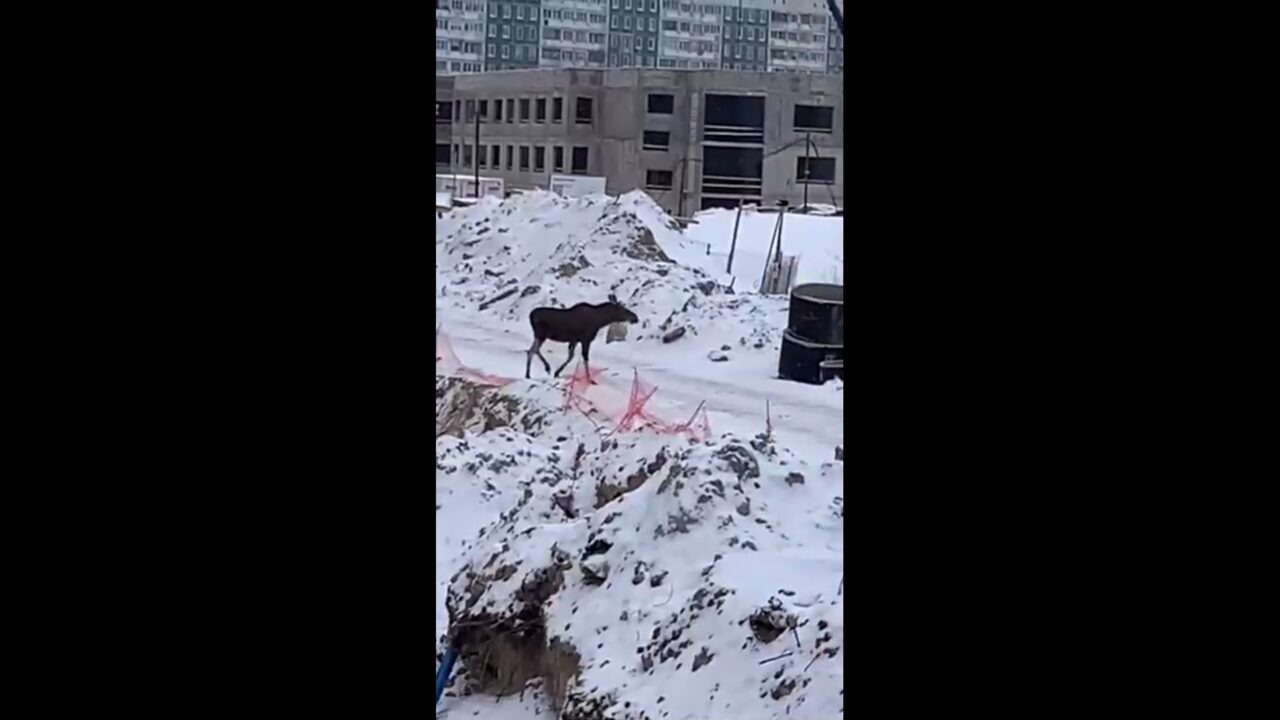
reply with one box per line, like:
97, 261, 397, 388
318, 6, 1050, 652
778, 329, 844, 385
788, 283, 844, 345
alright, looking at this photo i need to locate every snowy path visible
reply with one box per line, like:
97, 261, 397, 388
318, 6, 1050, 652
437, 308, 844, 460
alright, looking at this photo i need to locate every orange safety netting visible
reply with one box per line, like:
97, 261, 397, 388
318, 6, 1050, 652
435, 328, 514, 387
562, 362, 711, 441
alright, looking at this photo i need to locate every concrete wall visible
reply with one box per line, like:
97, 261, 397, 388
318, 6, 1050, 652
435, 68, 842, 216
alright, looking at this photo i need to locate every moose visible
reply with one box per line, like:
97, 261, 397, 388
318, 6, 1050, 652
526, 294, 639, 380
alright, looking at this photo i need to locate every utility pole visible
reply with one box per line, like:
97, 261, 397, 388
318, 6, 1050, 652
726, 199, 743, 273
802, 132, 811, 212
473, 103, 481, 198
676, 156, 688, 218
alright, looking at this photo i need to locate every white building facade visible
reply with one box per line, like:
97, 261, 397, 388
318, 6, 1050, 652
436, 0, 844, 75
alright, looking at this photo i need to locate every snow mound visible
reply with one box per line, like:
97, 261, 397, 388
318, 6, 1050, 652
439, 405, 845, 718
436, 191, 789, 352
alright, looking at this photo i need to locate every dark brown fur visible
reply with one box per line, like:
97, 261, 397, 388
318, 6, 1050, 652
526, 297, 638, 379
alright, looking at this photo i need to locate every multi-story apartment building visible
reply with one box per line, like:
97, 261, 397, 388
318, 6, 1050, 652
435, 68, 843, 215
435, 0, 843, 74
767, 1, 831, 74
486, 0, 543, 69
436, 0, 487, 74
542, 0, 610, 67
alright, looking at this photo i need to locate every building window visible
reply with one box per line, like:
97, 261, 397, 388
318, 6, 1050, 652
517, 5, 525, 19
519, 146, 530, 170
793, 104, 834, 133
489, 24, 497, 38
453, 100, 460, 121
795, 157, 836, 184
505, 98, 514, 122
495, 98, 503, 121
647, 93, 673, 114
554, 146, 565, 171
488, 44, 496, 57
503, 4, 511, 18
535, 98, 546, 122
436, 101, 451, 124
477, 144, 487, 168
477, 99, 488, 119
552, 97, 563, 123
571, 146, 589, 174
505, 145, 514, 170
452, 143, 459, 165
501, 44, 509, 57
519, 98, 530, 121
642, 130, 670, 150
645, 169, 673, 189
534, 146, 546, 172
436, 143, 450, 166
575, 97, 593, 124
462, 144, 472, 167
491, 145, 500, 167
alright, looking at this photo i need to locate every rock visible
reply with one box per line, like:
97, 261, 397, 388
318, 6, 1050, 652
834, 446, 844, 461
478, 286, 519, 310
581, 558, 609, 586
721, 345, 731, 351
520, 285, 540, 297
784, 472, 805, 486
708, 350, 729, 362
662, 327, 687, 343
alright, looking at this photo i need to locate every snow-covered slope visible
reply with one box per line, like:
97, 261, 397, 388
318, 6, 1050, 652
436, 191, 789, 352
436, 377, 844, 720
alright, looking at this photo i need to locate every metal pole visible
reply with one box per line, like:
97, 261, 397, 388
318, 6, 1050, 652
435, 645, 459, 706
760, 210, 782, 292
726, 199, 743, 273
676, 157, 686, 218
803, 132, 811, 211
473, 108, 481, 198
776, 204, 786, 269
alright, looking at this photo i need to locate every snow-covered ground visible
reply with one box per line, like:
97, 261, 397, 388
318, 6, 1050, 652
436, 191, 844, 719
683, 207, 845, 291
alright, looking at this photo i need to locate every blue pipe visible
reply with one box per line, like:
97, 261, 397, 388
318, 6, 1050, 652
435, 646, 459, 706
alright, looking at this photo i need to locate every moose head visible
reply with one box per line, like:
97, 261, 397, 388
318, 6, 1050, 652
606, 293, 638, 324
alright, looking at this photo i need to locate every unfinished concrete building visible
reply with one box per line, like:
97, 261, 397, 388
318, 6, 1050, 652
435, 68, 843, 215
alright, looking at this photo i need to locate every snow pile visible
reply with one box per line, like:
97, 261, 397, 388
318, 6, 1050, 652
436, 377, 844, 719
436, 191, 790, 352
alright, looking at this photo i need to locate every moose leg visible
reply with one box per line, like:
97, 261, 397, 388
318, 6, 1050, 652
535, 342, 552, 374
581, 341, 595, 383
554, 342, 577, 377
526, 337, 543, 379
